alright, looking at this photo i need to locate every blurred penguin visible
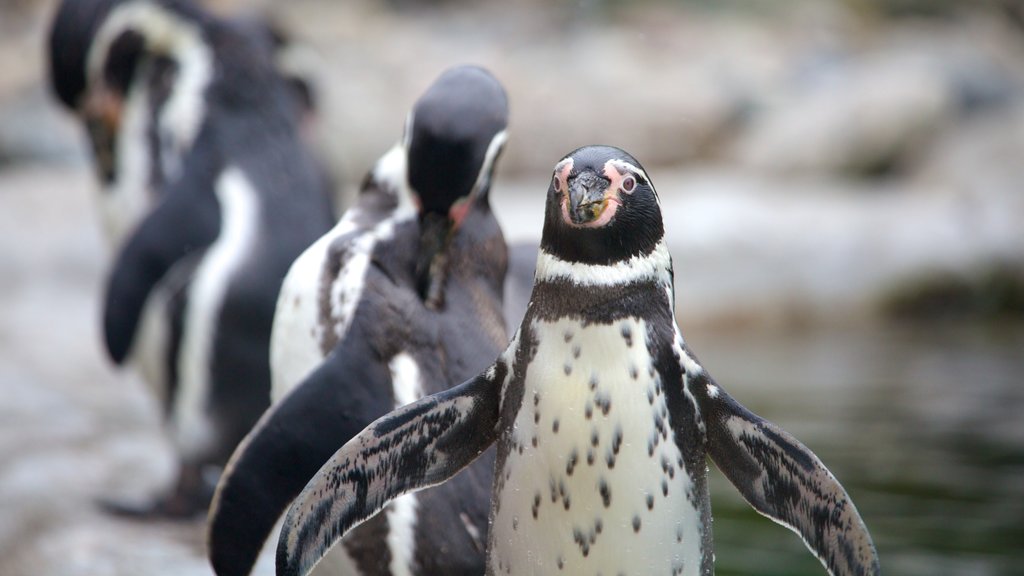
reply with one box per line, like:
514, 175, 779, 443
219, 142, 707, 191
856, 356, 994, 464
48, 0, 335, 517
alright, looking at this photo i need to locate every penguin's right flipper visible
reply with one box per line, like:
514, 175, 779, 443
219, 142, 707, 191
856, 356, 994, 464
102, 151, 222, 363
275, 367, 503, 576
207, 333, 393, 576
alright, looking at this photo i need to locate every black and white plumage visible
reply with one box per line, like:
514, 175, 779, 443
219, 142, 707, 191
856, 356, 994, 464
208, 66, 518, 576
48, 0, 323, 247
276, 146, 880, 576
48, 0, 335, 516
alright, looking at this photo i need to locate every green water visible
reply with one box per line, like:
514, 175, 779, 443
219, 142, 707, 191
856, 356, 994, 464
687, 321, 1024, 576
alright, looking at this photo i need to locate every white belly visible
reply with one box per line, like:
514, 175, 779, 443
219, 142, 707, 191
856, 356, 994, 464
490, 318, 704, 576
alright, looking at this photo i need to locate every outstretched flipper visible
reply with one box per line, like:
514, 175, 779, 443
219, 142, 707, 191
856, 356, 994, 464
207, 334, 393, 576
691, 372, 880, 576
276, 368, 503, 576
103, 147, 222, 363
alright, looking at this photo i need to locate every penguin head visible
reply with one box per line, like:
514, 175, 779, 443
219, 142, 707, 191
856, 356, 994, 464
405, 65, 509, 228
541, 145, 664, 266
49, 0, 212, 183
48, 0, 124, 111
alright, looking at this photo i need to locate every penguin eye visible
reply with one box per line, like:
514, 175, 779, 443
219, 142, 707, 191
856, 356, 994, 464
620, 175, 636, 194
552, 174, 562, 193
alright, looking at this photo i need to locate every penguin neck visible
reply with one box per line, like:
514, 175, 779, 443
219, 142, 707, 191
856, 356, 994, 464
417, 199, 507, 327
414, 211, 453, 310
527, 240, 674, 324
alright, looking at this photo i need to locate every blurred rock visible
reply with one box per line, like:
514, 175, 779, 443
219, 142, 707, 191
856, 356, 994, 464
0, 86, 85, 167
730, 50, 954, 177
729, 14, 1024, 178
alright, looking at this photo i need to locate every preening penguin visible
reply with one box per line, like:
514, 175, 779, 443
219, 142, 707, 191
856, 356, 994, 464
48, 0, 324, 247
49, 0, 335, 517
207, 66, 514, 576
276, 146, 881, 576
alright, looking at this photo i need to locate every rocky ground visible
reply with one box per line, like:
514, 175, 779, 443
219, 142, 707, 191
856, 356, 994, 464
2, 1, 1023, 575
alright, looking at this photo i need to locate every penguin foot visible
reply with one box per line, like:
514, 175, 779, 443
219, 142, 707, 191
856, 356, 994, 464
98, 464, 217, 520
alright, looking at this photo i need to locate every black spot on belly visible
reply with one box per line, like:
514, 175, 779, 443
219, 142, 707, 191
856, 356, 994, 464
566, 449, 578, 476
532, 492, 541, 519
585, 400, 594, 420
590, 429, 599, 447
629, 364, 638, 380
595, 518, 603, 534
587, 449, 595, 465
573, 528, 590, 557
646, 493, 654, 510
553, 419, 560, 434
532, 435, 538, 448
662, 479, 669, 496
621, 325, 633, 347
632, 515, 642, 533
557, 556, 564, 570
599, 479, 611, 507
589, 374, 599, 391
611, 426, 623, 455
564, 330, 574, 342
564, 363, 572, 376
572, 344, 581, 358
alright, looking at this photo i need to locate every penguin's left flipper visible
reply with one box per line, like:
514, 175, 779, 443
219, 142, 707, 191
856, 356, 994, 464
276, 367, 502, 576
692, 373, 880, 576
102, 152, 221, 363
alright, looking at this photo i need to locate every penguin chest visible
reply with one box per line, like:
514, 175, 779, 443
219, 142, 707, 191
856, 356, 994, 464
490, 318, 705, 576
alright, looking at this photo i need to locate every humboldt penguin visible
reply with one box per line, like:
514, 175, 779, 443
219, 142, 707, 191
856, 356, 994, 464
48, 0, 335, 517
208, 66, 514, 576
48, 0, 325, 248
276, 145, 880, 576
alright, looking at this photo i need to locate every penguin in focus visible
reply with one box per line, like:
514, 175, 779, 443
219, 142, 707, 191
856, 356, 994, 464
49, 0, 335, 517
208, 66, 515, 576
276, 145, 881, 576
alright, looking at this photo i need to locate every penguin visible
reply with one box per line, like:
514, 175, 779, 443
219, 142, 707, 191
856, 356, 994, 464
49, 0, 335, 517
275, 145, 881, 576
48, 0, 324, 248
207, 66, 514, 576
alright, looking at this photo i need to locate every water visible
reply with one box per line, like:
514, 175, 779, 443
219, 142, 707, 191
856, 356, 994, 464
689, 321, 1024, 576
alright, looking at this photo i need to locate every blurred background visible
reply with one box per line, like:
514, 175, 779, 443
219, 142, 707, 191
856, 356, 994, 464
1, 0, 1023, 574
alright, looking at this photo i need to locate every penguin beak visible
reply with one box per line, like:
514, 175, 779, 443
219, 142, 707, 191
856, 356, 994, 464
82, 84, 123, 183
415, 210, 455, 309
567, 172, 610, 226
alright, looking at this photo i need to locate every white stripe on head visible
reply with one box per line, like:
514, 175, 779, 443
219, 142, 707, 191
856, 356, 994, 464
88, 2, 212, 169
468, 129, 507, 199
605, 159, 650, 187
534, 240, 673, 288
